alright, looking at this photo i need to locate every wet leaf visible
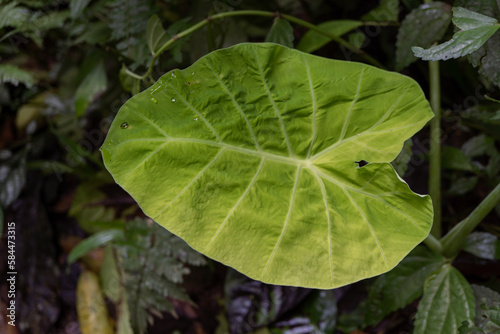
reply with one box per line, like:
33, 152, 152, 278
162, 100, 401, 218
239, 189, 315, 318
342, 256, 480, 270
102, 43, 434, 288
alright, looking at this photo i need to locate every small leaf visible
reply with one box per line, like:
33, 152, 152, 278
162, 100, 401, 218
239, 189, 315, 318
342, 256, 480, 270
361, 246, 444, 326
0, 64, 36, 88
70, 0, 91, 19
442, 146, 473, 171
146, 14, 169, 55
297, 20, 363, 53
67, 229, 124, 265
74, 60, 107, 117
448, 176, 478, 196
362, 0, 400, 22
412, 7, 500, 61
463, 232, 500, 260
348, 31, 366, 49
102, 43, 434, 289
396, 2, 452, 70
414, 264, 475, 334
265, 17, 294, 48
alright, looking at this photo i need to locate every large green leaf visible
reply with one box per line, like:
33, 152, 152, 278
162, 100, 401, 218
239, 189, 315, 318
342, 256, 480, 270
414, 264, 475, 334
412, 7, 500, 61
101, 43, 434, 289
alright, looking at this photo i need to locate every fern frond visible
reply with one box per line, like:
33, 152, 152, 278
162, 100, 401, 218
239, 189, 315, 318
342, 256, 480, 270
0, 64, 36, 87
115, 218, 206, 334
0, 1, 29, 29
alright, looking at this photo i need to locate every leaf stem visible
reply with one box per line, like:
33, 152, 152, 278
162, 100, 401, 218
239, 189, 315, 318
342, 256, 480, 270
428, 59, 442, 238
424, 234, 442, 254
441, 181, 500, 258
139, 10, 385, 82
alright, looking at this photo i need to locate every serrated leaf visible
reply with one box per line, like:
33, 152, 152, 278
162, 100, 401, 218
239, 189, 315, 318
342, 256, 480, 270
396, 2, 452, 70
102, 43, 434, 289
414, 264, 475, 334
362, 0, 400, 22
412, 7, 500, 61
146, 14, 169, 55
463, 232, 500, 260
265, 17, 294, 48
361, 246, 444, 326
297, 20, 363, 53
115, 218, 206, 334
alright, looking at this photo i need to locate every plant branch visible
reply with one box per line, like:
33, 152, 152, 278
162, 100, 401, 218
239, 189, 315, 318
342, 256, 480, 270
428, 59, 442, 238
138, 10, 385, 82
441, 181, 500, 258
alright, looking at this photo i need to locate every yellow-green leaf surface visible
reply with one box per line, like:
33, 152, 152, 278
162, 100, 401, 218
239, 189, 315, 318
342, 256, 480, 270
102, 43, 433, 289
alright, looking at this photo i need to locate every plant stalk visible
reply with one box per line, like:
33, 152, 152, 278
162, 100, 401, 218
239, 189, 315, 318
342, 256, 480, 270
140, 10, 385, 80
424, 234, 442, 254
441, 181, 500, 258
428, 59, 442, 238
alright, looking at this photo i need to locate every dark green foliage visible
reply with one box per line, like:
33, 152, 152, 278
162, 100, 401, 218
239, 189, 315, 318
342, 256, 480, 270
108, 0, 155, 65
395, 2, 452, 70
114, 218, 206, 334
455, 0, 500, 88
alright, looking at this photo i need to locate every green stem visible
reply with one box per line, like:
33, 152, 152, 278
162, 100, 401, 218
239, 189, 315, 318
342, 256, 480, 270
143, 10, 385, 80
428, 59, 442, 238
441, 181, 500, 258
424, 234, 442, 254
